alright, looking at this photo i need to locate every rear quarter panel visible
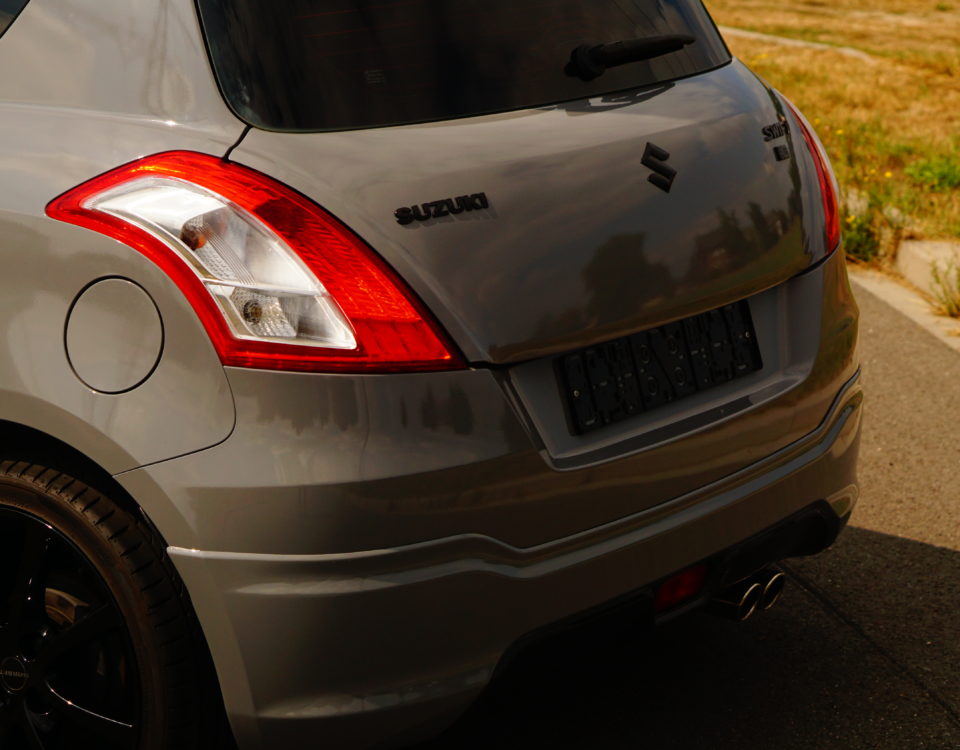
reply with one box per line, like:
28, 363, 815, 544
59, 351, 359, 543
0, 0, 246, 472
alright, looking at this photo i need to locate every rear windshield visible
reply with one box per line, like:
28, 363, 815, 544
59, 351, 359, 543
196, 0, 730, 132
0, 0, 30, 39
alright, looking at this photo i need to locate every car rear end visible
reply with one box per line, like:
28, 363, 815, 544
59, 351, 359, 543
46, 1, 861, 747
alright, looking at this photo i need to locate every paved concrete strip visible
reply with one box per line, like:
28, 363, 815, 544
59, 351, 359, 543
849, 279, 960, 552
849, 267, 960, 356
796, 279, 960, 726
718, 26, 878, 64
895, 240, 960, 300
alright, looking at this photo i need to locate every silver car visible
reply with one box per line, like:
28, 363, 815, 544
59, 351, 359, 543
0, 0, 861, 748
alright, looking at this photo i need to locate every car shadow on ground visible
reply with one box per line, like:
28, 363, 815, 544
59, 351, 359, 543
420, 527, 960, 750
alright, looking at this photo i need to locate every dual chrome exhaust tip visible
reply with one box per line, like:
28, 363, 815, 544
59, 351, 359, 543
707, 568, 787, 622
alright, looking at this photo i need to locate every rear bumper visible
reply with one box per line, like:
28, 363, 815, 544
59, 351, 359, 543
167, 369, 861, 749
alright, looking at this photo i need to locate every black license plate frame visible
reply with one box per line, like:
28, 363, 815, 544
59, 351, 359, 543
558, 301, 763, 435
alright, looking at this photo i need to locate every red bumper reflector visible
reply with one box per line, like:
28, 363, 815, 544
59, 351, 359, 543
654, 564, 707, 612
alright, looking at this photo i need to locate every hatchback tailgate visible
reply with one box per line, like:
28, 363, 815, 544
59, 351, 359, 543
231, 62, 814, 365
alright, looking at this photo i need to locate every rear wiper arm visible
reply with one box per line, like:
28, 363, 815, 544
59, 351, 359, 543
565, 34, 696, 82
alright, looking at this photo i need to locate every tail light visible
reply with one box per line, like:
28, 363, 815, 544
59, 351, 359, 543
46, 151, 464, 373
781, 95, 841, 254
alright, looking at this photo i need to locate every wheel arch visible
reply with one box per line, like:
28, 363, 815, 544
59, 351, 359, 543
0, 418, 239, 748
0, 413, 211, 567
0, 418, 146, 526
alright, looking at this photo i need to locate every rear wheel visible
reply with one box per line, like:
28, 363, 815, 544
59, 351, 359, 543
0, 461, 221, 750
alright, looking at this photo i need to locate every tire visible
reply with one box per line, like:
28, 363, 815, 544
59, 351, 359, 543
0, 460, 225, 750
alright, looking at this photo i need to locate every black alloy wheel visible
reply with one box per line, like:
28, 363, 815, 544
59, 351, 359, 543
0, 461, 228, 750
0, 507, 139, 748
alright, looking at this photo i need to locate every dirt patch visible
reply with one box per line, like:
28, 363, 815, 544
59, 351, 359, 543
718, 26, 877, 62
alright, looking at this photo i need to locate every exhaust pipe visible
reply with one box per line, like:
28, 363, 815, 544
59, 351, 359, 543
707, 580, 763, 622
756, 568, 787, 611
707, 568, 787, 621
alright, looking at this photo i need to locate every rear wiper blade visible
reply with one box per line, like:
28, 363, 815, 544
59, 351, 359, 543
565, 34, 696, 82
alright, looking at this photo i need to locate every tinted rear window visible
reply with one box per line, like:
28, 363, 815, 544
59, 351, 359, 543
0, 0, 30, 38
197, 0, 730, 132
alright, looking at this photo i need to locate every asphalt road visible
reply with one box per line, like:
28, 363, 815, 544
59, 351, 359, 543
421, 277, 960, 750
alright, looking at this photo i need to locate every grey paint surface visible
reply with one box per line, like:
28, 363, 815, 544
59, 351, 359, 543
162, 375, 860, 749
66, 278, 164, 393
231, 61, 828, 366
117, 249, 861, 748
0, 0, 243, 472
0, 0, 238, 130
0, 215, 236, 472
117, 252, 858, 556
0, 2, 863, 748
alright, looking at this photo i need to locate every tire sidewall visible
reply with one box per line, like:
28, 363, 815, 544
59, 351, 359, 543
0, 474, 166, 750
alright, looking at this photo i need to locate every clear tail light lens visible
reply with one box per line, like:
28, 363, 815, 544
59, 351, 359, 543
47, 152, 464, 372
91, 178, 359, 351
781, 94, 841, 255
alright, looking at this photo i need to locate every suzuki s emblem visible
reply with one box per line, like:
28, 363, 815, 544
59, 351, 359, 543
642, 143, 677, 193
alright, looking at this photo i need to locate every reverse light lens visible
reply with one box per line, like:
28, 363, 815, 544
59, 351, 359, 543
781, 95, 841, 254
47, 152, 464, 372
91, 178, 357, 351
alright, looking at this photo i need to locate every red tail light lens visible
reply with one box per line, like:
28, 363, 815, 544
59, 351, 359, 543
46, 152, 464, 373
782, 96, 841, 255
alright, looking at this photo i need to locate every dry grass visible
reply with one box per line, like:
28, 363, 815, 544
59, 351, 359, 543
930, 259, 960, 315
705, 0, 960, 247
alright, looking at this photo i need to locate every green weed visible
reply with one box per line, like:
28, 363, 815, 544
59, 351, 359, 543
708, 0, 960, 240
930, 259, 960, 317
843, 206, 883, 263
906, 155, 960, 192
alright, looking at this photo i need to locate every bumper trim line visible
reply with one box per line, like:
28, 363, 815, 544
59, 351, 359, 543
169, 369, 861, 585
